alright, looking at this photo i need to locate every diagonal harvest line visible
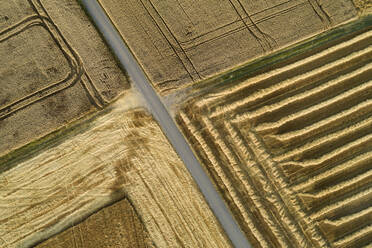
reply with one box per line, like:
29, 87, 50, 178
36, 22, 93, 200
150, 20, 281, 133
79, 1, 251, 247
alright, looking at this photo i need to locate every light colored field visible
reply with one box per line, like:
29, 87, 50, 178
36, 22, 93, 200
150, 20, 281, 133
98, 0, 357, 95
36, 198, 154, 248
0, 0, 128, 157
176, 18, 372, 248
0, 93, 231, 248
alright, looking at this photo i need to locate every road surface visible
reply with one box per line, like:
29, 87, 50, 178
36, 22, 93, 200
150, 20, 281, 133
80, 1, 251, 247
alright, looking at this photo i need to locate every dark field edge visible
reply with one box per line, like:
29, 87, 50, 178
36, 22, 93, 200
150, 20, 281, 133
182, 15, 372, 101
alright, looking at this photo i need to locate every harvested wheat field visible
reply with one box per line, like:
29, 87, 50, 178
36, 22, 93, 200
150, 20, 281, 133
98, 0, 357, 94
0, 94, 231, 248
2, 0, 372, 247
176, 16, 372, 248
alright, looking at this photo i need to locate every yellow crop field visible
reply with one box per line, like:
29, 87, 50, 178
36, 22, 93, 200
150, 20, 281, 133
1, 96, 230, 247
176, 18, 372, 247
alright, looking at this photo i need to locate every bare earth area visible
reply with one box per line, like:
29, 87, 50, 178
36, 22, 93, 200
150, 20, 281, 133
176, 17, 372, 248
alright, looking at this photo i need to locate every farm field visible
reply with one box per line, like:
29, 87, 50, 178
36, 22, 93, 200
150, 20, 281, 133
1, 0, 372, 247
176, 16, 372, 248
0, 1, 229, 247
35, 198, 154, 248
98, 0, 357, 94
0, 95, 230, 247
0, 0, 128, 158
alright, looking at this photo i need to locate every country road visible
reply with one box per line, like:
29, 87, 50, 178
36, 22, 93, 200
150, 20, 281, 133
80, 1, 251, 247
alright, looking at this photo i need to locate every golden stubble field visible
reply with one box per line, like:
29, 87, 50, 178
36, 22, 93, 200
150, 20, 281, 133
0, 93, 231, 248
176, 17, 372, 248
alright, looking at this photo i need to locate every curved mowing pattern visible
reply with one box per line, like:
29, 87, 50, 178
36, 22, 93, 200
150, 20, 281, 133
0, 0, 128, 158
0, 0, 104, 120
177, 20, 372, 248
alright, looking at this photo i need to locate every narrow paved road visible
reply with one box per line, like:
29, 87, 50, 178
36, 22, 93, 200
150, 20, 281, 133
80, 1, 251, 247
